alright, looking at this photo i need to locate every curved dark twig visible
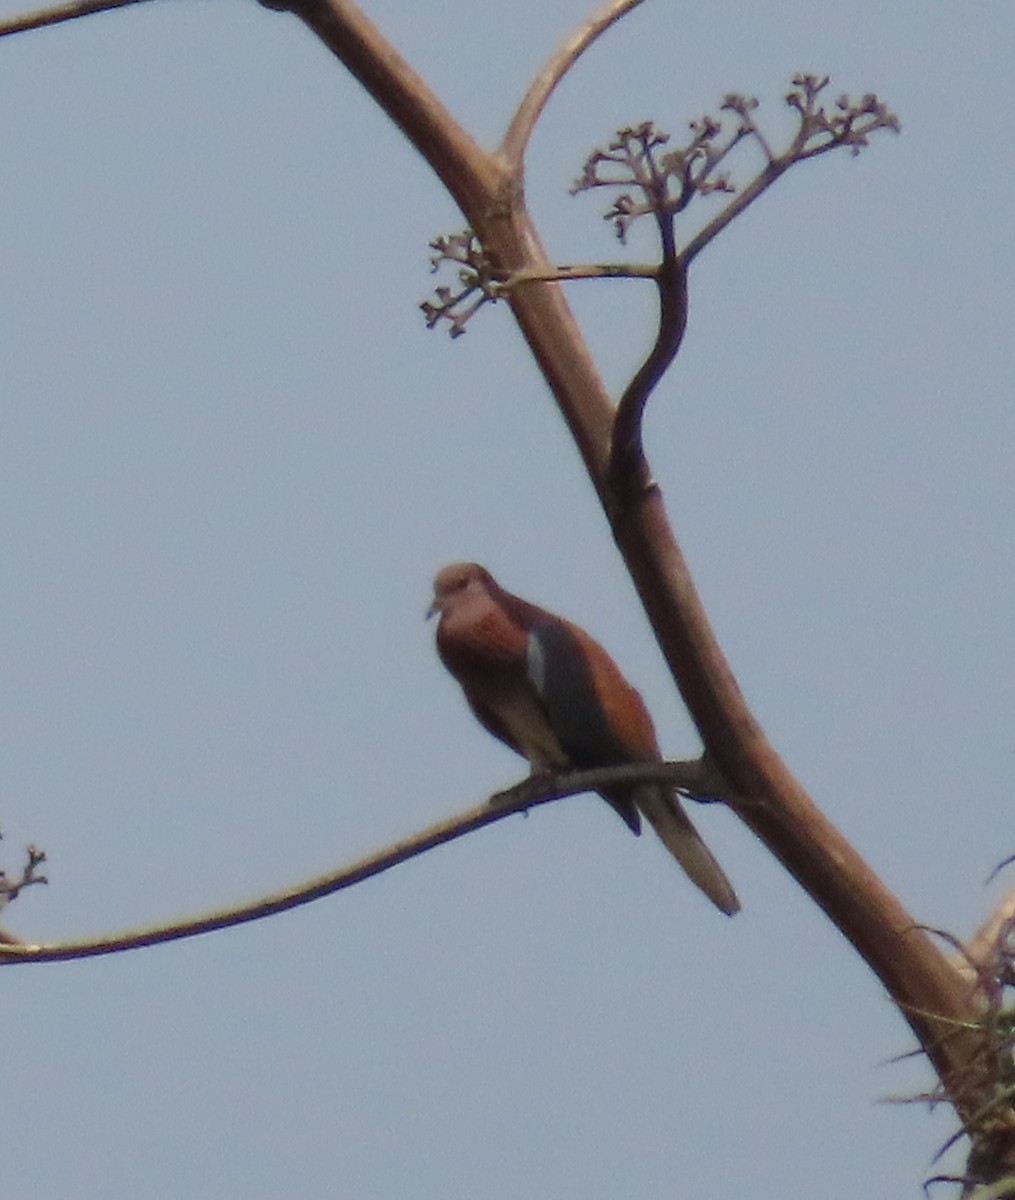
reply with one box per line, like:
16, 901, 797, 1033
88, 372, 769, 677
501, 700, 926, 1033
607, 224, 687, 498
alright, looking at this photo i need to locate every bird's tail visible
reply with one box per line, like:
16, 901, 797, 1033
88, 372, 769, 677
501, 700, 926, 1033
634, 786, 740, 916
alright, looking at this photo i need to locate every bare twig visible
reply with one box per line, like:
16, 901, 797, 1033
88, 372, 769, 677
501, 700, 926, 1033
422, 229, 660, 336
563, 80, 896, 500
232, 10, 1006, 1148
569, 123, 699, 494
1, 0, 1001, 1171
0, 759, 715, 965
987, 856, 1015, 885
501, 0, 646, 169
0, 0, 154, 37
684, 76, 899, 263
933, 1175, 1015, 1200
966, 1179, 1015, 1200
608, 246, 685, 497
421, 231, 504, 337
0, 845, 48, 914
506, 262, 659, 284
569, 82, 897, 274
963, 888, 1015, 991
610, 207, 685, 494
0, 844, 47, 946
894, 921, 1015, 1175
571, 119, 736, 240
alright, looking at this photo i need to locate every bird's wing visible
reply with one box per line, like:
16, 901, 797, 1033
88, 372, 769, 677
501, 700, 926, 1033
526, 618, 642, 834
526, 619, 620, 766
529, 618, 739, 913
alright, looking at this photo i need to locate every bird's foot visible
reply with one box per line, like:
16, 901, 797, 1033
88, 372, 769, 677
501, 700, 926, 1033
489, 770, 558, 810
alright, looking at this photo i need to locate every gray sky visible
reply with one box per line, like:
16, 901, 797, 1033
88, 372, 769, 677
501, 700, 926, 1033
1, 1, 1013, 1196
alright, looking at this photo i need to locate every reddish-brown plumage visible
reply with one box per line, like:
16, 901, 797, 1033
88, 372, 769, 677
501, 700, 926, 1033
560, 622, 659, 763
429, 563, 739, 915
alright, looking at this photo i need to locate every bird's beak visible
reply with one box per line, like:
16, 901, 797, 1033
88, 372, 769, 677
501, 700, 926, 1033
425, 597, 441, 620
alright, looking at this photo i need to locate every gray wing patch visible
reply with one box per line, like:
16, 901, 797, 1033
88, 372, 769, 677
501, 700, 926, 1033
526, 620, 623, 768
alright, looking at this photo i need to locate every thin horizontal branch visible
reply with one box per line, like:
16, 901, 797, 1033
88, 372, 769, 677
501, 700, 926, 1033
506, 262, 659, 284
1, 0, 993, 1158
0, 760, 712, 965
0, 0, 154, 37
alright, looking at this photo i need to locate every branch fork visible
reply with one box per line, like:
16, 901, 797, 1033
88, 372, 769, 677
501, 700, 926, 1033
0, 0, 1006, 1183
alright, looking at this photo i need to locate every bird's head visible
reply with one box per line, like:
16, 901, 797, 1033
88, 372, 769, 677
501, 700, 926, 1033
427, 562, 496, 620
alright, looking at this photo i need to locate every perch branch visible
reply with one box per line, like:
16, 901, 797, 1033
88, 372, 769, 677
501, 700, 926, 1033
0, 0, 1001, 1171
0, 760, 715, 965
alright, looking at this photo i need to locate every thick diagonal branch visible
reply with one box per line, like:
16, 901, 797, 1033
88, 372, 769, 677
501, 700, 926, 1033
4, 0, 997, 1149
266, 0, 997, 1135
